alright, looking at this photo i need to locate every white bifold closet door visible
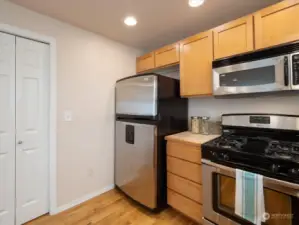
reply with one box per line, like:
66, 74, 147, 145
0, 32, 49, 225
15, 36, 49, 225
0, 32, 16, 225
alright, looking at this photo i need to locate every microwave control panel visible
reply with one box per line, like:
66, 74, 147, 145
293, 54, 299, 85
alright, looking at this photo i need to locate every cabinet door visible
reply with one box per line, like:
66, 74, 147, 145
167, 172, 202, 204
213, 15, 254, 59
254, 0, 299, 50
136, 53, 155, 73
167, 189, 203, 224
155, 43, 179, 68
180, 30, 213, 97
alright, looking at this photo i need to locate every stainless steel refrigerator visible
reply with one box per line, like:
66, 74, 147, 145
115, 73, 188, 211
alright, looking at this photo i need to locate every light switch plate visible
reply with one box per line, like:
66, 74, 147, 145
64, 110, 73, 121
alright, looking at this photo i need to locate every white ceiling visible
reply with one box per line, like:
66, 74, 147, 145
9, 0, 282, 50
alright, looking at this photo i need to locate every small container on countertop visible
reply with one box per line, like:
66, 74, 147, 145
201, 116, 210, 135
190, 116, 201, 134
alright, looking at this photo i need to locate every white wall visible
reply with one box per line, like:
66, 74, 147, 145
189, 93, 299, 121
0, 0, 141, 207
159, 69, 299, 125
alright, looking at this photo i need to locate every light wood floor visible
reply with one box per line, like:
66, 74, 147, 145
26, 189, 197, 225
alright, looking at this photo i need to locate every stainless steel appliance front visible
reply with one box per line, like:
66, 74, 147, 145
213, 55, 290, 95
222, 114, 299, 131
202, 159, 299, 225
116, 75, 158, 116
115, 120, 157, 209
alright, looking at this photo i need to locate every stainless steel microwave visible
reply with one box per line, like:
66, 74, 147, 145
212, 42, 299, 96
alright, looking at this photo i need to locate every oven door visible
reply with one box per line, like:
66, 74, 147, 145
213, 55, 290, 96
202, 160, 299, 225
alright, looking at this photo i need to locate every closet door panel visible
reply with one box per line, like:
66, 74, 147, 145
16, 37, 49, 225
0, 32, 15, 225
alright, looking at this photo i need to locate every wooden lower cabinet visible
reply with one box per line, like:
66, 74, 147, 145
167, 172, 202, 204
166, 140, 203, 223
168, 189, 203, 224
167, 156, 202, 184
167, 141, 201, 164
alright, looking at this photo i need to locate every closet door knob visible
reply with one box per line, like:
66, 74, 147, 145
17, 141, 23, 145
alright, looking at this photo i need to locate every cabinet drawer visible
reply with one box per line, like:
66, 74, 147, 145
167, 156, 202, 184
167, 172, 202, 204
136, 53, 155, 73
254, 0, 299, 49
168, 189, 203, 224
155, 43, 179, 68
167, 141, 201, 164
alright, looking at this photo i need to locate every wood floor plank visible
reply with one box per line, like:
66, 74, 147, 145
25, 189, 197, 225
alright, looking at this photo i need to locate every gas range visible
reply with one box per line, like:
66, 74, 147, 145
202, 114, 299, 184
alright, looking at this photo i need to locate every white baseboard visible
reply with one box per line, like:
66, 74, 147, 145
51, 184, 115, 215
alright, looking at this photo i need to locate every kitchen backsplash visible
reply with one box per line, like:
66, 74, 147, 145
189, 92, 299, 121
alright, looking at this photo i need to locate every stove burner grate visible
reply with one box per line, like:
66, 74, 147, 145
213, 135, 299, 162
265, 141, 299, 161
213, 135, 247, 150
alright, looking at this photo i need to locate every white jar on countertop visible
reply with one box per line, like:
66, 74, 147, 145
190, 116, 201, 134
201, 116, 210, 135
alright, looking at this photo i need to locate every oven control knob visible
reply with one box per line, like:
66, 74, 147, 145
271, 164, 280, 173
210, 151, 218, 158
222, 153, 229, 161
289, 168, 299, 176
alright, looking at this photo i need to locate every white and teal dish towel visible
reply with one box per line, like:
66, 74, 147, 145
235, 169, 266, 225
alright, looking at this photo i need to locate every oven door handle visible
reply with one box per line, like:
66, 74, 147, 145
202, 159, 299, 198
201, 158, 266, 175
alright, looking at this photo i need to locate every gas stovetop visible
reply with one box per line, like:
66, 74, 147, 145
212, 134, 299, 161
202, 114, 299, 184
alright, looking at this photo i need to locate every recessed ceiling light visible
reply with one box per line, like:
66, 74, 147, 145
189, 0, 205, 7
124, 16, 137, 26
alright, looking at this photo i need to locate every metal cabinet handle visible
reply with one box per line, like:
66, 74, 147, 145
17, 141, 23, 145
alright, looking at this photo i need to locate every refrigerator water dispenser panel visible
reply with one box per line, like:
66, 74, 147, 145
125, 125, 135, 144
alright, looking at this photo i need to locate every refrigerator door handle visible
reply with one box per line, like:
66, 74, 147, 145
154, 127, 157, 169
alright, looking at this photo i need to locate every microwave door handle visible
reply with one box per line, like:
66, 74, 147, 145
274, 55, 290, 88
284, 56, 289, 86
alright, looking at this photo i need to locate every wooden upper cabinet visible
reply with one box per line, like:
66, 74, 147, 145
254, 0, 299, 50
180, 30, 213, 97
213, 15, 254, 59
155, 43, 180, 68
136, 53, 155, 73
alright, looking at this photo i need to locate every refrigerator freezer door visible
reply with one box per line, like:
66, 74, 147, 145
116, 75, 158, 116
115, 120, 157, 209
